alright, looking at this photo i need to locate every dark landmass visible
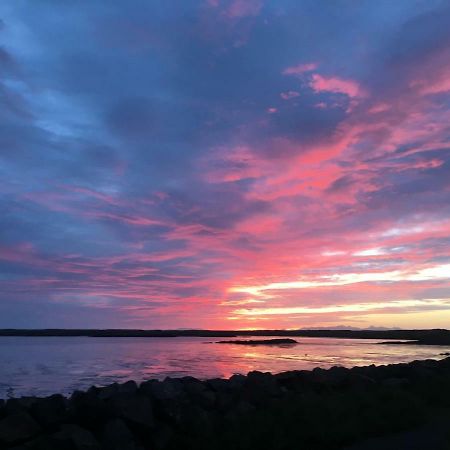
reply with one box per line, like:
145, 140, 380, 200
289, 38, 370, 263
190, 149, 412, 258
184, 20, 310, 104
1, 328, 450, 345
1, 357, 450, 450
216, 338, 298, 346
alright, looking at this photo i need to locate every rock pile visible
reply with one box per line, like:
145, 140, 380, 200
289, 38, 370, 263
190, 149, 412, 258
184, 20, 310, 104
0, 357, 449, 450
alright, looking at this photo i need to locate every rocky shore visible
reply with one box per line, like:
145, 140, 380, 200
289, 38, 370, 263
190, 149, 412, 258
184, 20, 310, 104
1, 357, 450, 450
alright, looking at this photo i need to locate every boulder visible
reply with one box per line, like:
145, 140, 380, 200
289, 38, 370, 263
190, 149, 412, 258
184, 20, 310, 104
0, 412, 41, 444
207, 378, 229, 392
31, 394, 68, 428
69, 391, 109, 427
118, 381, 138, 395
108, 393, 154, 429
97, 383, 120, 401
275, 370, 305, 391
140, 378, 185, 401
245, 371, 281, 401
177, 404, 214, 435
381, 377, 410, 388
151, 422, 174, 450
215, 391, 234, 412
101, 418, 143, 450
51, 424, 100, 450
5, 397, 39, 415
229, 374, 246, 390
182, 378, 216, 409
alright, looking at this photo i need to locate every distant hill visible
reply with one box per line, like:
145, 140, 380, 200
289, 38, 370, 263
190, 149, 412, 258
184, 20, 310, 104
0, 328, 449, 344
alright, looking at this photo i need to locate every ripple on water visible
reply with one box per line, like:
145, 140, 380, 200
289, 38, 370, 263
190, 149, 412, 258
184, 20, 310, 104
0, 336, 449, 399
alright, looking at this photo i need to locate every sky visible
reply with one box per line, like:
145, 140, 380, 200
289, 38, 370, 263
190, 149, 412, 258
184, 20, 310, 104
0, 0, 450, 330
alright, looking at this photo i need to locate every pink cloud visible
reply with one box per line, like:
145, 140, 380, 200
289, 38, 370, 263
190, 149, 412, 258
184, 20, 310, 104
280, 90, 300, 100
309, 73, 366, 99
224, 0, 262, 18
283, 62, 318, 75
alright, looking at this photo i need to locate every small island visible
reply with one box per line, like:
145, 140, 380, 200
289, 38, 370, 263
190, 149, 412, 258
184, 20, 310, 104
216, 338, 298, 346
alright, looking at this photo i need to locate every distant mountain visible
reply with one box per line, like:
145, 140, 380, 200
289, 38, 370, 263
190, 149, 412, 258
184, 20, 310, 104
303, 325, 402, 331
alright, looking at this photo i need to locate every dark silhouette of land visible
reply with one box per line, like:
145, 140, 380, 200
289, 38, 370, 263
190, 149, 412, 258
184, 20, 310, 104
1, 328, 450, 344
216, 338, 298, 346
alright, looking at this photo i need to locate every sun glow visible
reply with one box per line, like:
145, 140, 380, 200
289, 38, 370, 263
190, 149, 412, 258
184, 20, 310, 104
233, 298, 450, 316
229, 264, 450, 297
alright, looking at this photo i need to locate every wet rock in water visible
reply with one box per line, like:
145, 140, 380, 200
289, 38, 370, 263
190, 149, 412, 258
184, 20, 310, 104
31, 394, 68, 429
0, 412, 41, 444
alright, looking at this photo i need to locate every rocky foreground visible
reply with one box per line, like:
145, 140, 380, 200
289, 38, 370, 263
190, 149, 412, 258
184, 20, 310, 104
1, 358, 450, 450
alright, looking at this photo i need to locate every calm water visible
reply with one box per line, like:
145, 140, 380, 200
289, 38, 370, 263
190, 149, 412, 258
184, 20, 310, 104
1, 336, 449, 399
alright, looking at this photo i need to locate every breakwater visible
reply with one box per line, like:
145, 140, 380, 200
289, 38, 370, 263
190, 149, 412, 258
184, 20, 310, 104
1, 357, 450, 450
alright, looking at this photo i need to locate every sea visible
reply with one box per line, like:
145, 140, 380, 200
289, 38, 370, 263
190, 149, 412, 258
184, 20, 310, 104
1, 336, 449, 399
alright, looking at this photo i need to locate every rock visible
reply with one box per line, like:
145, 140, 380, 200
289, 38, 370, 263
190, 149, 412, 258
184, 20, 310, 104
31, 394, 68, 428
109, 393, 154, 428
141, 378, 185, 401
245, 371, 281, 400
118, 380, 138, 395
235, 400, 256, 415
275, 370, 305, 391
324, 366, 350, 386
49, 424, 100, 450
151, 422, 174, 450
101, 418, 142, 450
182, 378, 216, 409
346, 373, 377, 389
178, 404, 213, 435
207, 378, 229, 392
215, 391, 234, 412
409, 365, 435, 380
225, 400, 256, 423
229, 374, 246, 390
0, 412, 41, 444
381, 377, 410, 388
70, 391, 109, 427
5, 397, 39, 415
0, 399, 6, 420
97, 383, 120, 401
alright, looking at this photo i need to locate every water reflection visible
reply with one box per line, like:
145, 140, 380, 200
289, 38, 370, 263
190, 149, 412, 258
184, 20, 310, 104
0, 336, 449, 398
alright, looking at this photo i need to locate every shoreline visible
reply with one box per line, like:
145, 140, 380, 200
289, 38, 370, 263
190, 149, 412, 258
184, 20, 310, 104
1, 328, 450, 345
1, 356, 450, 449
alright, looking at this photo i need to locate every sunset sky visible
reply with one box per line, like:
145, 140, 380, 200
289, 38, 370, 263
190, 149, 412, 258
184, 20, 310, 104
1, 0, 450, 329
